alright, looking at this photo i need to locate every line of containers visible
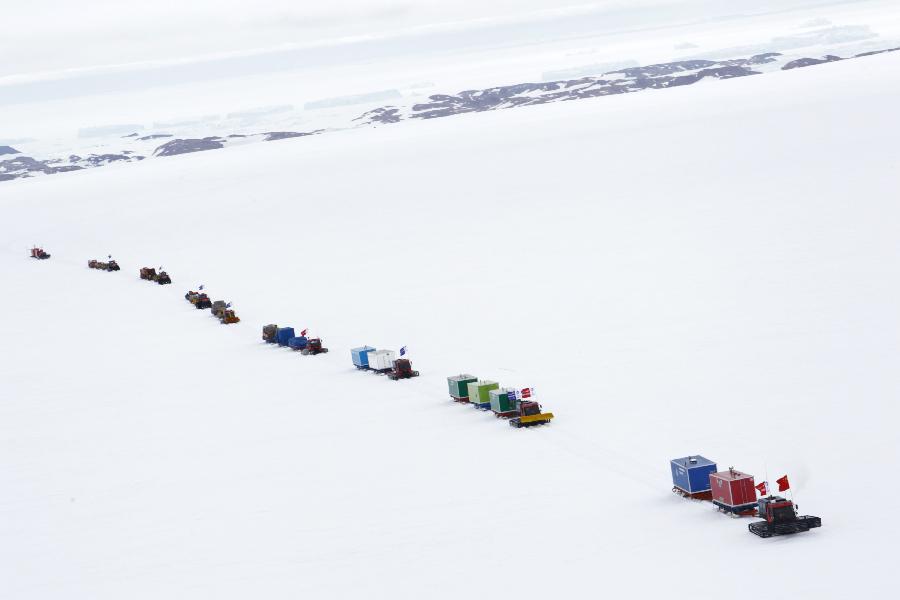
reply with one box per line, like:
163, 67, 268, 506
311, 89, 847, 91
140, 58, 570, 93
350, 345, 419, 380
447, 374, 553, 428
263, 325, 329, 354
670, 455, 758, 515
56, 249, 556, 428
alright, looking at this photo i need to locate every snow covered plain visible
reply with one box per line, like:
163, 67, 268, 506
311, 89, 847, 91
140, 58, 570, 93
2, 51, 899, 598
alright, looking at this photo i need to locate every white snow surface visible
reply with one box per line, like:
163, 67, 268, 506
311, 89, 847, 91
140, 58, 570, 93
2, 51, 899, 598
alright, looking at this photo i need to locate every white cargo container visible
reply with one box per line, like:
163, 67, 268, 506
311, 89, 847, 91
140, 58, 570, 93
367, 349, 397, 371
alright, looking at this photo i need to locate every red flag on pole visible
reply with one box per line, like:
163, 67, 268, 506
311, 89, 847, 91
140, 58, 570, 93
755, 481, 769, 496
521, 388, 532, 398
301, 329, 308, 336
776, 475, 790, 492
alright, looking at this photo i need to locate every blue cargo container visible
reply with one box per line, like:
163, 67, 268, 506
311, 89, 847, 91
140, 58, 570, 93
276, 327, 295, 346
670, 455, 717, 495
351, 346, 376, 368
288, 336, 308, 350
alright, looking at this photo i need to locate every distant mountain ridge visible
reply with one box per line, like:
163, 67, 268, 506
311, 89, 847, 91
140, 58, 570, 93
2, 46, 897, 183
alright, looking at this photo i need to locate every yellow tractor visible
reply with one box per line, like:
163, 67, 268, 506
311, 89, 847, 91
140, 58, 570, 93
220, 309, 240, 324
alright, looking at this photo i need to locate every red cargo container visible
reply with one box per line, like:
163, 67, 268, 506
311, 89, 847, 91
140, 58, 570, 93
710, 468, 757, 514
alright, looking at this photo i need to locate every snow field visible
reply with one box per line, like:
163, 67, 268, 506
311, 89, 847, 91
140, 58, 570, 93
1, 51, 899, 598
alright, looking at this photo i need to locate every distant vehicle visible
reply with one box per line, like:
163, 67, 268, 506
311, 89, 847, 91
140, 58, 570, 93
387, 358, 418, 379
30, 247, 50, 259
301, 338, 329, 355
185, 291, 212, 309
219, 309, 240, 324
141, 267, 171, 285
88, 259, 120, 271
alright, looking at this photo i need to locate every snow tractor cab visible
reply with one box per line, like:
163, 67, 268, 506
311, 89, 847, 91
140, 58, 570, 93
30, 247, 50, 259
388, 358, 419, 380
748, 496, 821, 538
508, 400, 554, 428
185, 290, 199, 303
301, 338, 329, 356
107, 260, 120, 271
219, 309, 240, 324
262, 324, 278, 343
156, 271, 171, 285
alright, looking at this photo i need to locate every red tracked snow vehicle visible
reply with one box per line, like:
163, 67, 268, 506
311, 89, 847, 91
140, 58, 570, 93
387, 358, 419, 380
748, 496, 821, 538
301, 338, 329, 355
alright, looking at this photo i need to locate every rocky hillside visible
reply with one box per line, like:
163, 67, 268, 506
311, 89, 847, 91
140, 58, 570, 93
3, 46, 897, 183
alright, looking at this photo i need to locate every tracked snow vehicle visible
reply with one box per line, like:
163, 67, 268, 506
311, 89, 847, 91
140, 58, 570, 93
301, 338, 329, 355
748, 496, 821, 538
387, 358, 418, 379
89, 259, 120, 271
508, 399, 554, 428
141, 268, 171, 284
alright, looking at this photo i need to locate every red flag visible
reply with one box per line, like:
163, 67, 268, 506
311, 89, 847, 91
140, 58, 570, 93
521, 388, 532, 398
301, 329, 308, 336
755, 481, 769, 496
776, 475, 790, 492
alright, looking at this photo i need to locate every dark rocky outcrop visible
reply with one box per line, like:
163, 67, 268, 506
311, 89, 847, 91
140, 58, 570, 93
2, 46, 896, 183
355, 107, 402, 124
855, 46, 900, 58
783, 55, 843, 70
154, 137, 225, 157
263, 131, 317, 141
0, 155, 86, 177
1, 152, 143, 180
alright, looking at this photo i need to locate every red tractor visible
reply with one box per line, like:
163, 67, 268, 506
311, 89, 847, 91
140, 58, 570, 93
748, 496, 821, 538
30, 247, 50, 259
387, 358, 419, 380
301, 338, 329, 355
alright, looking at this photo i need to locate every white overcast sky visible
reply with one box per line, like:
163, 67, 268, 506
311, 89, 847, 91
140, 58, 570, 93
2, 0, 858, 76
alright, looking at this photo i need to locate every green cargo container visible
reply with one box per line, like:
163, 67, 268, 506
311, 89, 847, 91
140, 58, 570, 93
467, 380, 499, 407
448, 374, 478, 400
489, 388, 517, 414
